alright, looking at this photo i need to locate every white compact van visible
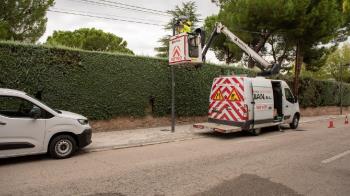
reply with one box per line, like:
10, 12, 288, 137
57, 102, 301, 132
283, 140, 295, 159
0, 88, 92, 159
194, 76, 300, 135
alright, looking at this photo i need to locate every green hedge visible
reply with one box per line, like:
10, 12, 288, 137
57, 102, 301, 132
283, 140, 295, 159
0, 41, 349, 120
0, 41, 254, 120
273, 76, 350, 108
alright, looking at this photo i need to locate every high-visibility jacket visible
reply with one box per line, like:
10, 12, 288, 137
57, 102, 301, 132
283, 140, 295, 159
180, 21, 192, 33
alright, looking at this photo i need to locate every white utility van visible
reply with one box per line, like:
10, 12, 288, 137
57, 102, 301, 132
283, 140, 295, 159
194, 76, 300, 135
0, 88, 92, 159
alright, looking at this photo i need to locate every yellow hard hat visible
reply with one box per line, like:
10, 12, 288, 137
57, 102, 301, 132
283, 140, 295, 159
185, 21, 192, 26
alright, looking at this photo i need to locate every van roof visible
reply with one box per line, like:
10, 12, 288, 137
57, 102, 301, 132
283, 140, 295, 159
214, 76, 284, 82
0, 88, 26, 95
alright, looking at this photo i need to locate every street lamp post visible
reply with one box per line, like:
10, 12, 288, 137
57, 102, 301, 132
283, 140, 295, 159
339, 63, 349, 115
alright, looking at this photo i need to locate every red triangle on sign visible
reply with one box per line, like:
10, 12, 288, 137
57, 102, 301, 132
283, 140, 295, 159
228, 88, 241, 102
172, 46, 181, 58
211, 89, 224, 101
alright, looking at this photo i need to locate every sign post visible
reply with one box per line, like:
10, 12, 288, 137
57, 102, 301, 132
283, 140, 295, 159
169, 34, 191, 65
169, 30, 190, 133
168, 19, 203, 132
171, 22, 176, 132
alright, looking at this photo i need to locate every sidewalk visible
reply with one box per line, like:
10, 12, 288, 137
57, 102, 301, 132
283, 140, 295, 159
85, 115, 345, 152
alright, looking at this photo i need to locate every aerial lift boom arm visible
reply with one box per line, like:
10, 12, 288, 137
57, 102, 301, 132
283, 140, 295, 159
201, 23, 280, 76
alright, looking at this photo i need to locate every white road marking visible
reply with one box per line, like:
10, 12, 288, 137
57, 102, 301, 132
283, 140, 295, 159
321, 150, 350, 164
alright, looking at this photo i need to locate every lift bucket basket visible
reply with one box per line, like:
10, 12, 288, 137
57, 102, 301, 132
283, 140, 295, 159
169, 33, 202, 66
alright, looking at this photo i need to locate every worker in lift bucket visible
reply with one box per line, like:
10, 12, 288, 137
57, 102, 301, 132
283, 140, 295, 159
175, 17, 192, 34
176, 17, 199, 58
181, 20, 192, 33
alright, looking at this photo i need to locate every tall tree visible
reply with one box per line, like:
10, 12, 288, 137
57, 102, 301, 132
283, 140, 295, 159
0, 0, 54, 42
46, 28, 134, 55
206, 0, 298, 68
323, 44, 350, 83
209, 0, 348, 97
284, 0, 344, 97
154, 1, 200, 58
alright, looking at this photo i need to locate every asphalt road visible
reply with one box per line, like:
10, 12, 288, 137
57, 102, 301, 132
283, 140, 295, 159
1, 118, 350, 196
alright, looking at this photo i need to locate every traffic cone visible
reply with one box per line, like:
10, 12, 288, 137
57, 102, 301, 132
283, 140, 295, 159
328, 119, 335, 128
345, 115, 349, 125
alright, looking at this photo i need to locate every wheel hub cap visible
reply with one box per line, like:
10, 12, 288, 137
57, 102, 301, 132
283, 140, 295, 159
56, 140, 72, 156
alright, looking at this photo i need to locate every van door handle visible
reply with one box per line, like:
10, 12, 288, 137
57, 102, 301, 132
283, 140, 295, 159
0, 121, 6, 125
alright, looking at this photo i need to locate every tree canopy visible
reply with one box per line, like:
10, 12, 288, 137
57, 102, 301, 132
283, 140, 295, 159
301, 44, 350, 82
45, 28, 134, 55
324, 44, 350, 83
0, 0, 54, 42
207, 0, 350, 96
154, 1, 200, 57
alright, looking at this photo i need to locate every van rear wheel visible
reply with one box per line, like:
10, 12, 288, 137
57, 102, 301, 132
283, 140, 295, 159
49, 135, 77, 159
290, 115, 299, 129
250, 128, 261, 136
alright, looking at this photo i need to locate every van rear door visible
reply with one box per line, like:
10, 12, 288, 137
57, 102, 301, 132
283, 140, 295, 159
251, 78, 274, 125
208, 77, 247, 126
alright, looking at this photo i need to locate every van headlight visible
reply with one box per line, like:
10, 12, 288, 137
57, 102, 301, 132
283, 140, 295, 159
78, 119, 89, 125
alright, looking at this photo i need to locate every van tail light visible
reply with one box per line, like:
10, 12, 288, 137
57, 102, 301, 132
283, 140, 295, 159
193, 124, 205, 129
244, 104, 249, 120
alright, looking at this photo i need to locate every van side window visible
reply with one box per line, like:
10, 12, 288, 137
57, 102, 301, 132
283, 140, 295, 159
0, 96, 52, 118
284, 88, 295, 103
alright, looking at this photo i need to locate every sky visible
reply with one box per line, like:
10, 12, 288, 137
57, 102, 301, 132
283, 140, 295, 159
40, 0, 221, 63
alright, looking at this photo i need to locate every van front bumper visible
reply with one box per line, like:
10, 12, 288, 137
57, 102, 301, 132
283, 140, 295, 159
77, 129, 92, 148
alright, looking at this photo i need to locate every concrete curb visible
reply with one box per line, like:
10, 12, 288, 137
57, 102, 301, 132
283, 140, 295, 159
84, 115, 344, 153
85, 135, 205, 153
300, 115, 345, 124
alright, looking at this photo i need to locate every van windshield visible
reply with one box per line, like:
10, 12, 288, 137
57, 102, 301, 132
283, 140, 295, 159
26, 93, 62, 114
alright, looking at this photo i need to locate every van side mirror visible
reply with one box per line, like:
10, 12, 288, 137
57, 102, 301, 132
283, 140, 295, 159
289, 97, 297, 103
29, 106, 41, 119
294, 97, 298, 103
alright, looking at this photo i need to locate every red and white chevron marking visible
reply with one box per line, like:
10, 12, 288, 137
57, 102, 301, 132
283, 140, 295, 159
209, 77, 247, 122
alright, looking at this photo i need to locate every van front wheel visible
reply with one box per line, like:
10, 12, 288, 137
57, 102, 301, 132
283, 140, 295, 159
290, 115, 299, 129
49, 135, 77, 159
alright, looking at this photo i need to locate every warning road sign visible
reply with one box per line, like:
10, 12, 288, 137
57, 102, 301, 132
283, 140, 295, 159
169, 34, 191, 65
228, 88, 241, 101
172, 46, 181, 60
213, 90, 224, 100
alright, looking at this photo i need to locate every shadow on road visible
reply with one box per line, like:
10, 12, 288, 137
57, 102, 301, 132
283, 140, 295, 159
196, 126, 282, 140
192, 174, 303, 196
0, 154, 49, 165
0, 150, 90, 166
86, 193, 126, 196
